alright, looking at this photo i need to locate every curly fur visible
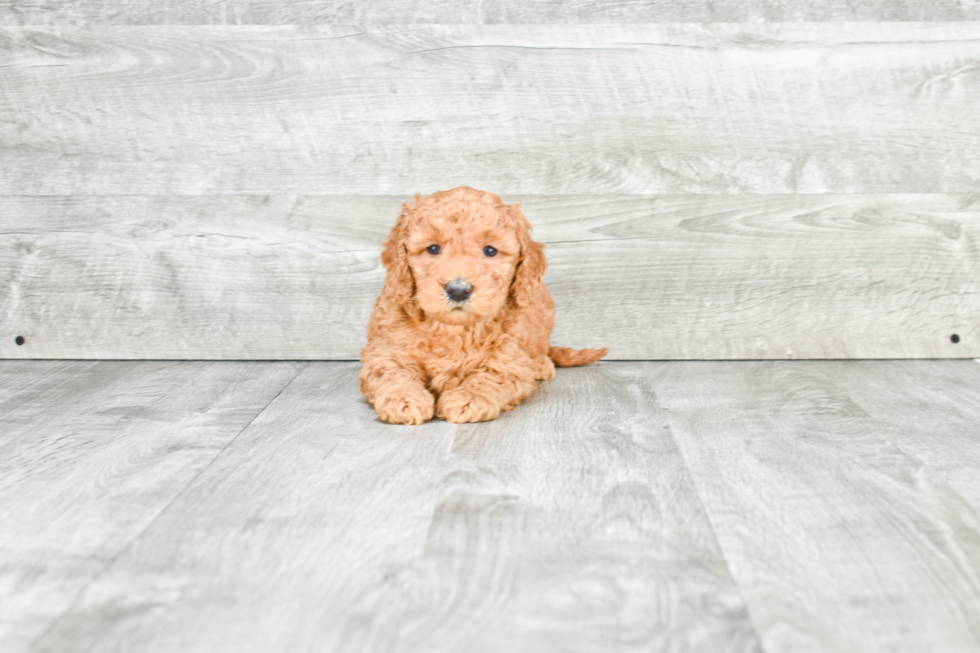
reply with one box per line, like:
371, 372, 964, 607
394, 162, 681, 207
360, 186, 607, 424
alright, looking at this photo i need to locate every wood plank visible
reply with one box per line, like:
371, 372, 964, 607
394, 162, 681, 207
2, 24, 980, 195
2, 0, 978, 24
0, 195, 392, 360
824, 359, 980, 505
30, 362, 761, 653
0, 360, 304, 653
651, 360, 980, 652
2, 194, 976, 359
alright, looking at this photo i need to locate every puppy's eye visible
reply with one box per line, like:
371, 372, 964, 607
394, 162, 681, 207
426, 244, 441, 255
483, 245, 498, 257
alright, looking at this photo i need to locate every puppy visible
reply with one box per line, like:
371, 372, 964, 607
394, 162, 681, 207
360, 186, 606, 424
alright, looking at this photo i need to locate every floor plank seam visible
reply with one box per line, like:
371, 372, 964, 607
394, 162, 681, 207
21, 361, 311, 653
655, 392, 774, 653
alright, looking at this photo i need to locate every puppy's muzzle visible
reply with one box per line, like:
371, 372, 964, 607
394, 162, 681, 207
444, 278, 473, 303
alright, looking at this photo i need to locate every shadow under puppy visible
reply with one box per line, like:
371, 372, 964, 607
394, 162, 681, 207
360, 186, 607, 424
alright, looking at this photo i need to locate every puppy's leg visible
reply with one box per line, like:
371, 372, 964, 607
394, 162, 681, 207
360, 360, 434, 425
436, 366, 537, 423
533, 355, 556, 381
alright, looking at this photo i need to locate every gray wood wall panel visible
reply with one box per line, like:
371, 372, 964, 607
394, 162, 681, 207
2, 24, 980, 195
0, 359, 304, 653
2, 194, 976, 360
30, 362, 761, 653
2, 21, 977, 360
1, 1, 978, 25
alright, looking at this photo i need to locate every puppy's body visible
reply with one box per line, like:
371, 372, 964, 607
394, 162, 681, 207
360, 186, 606, 424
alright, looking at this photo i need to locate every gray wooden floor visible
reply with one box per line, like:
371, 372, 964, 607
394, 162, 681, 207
2, 360, 979, 652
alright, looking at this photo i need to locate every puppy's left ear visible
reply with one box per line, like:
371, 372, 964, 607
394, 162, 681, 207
507, 203, 547, 309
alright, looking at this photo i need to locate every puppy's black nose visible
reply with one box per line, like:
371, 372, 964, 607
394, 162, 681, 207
445, 278, 473, 303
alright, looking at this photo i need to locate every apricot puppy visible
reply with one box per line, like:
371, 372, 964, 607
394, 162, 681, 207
360, 186, 606, 424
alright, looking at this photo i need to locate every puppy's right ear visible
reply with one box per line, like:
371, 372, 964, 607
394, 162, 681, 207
380, 199, 417, 305
506, 203, 547, 309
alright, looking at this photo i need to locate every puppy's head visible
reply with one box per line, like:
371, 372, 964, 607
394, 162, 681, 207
380, 186, 546, 324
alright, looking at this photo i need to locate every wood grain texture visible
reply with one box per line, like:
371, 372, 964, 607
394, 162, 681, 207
30, 362, 761, 653
2, 0, 979, 24
0, 195, 390, 360
826, 359, 980, 505
2, 24, 980, 195
0, 360, 304, 653
651, 360, 980, 652
1, 194, 976, 360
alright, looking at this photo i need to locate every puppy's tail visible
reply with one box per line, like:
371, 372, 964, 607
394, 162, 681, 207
548, 346, 608, 367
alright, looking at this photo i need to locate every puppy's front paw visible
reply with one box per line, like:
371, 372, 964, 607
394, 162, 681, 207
374, 385, 435, 425
437, 388, 501, 423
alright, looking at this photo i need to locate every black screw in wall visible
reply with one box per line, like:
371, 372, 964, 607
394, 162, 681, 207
15, 336, 25, 346
951, 334, 960, 344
